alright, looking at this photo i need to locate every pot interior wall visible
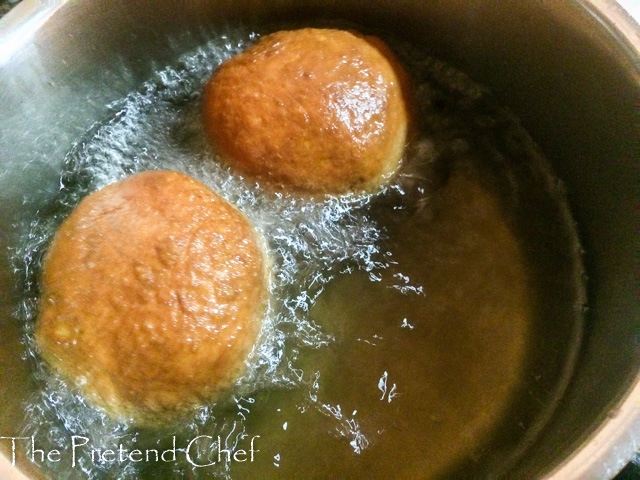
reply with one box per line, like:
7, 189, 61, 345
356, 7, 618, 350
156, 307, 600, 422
0, 0, 638, 478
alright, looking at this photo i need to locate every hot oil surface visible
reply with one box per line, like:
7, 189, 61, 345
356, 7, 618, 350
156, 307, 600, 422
10, 26, 584, 479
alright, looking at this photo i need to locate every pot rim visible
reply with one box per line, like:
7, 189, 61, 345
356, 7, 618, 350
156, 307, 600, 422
542, 1, 640, 476
0, 1, 638, 479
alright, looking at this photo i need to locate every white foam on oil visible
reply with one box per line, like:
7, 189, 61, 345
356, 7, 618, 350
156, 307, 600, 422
11, 27, 396, 480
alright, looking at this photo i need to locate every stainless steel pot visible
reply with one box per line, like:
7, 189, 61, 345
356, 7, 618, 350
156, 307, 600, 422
0, 0, 638, 478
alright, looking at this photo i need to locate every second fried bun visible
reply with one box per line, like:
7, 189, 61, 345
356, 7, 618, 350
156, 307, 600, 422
203, 28, 410, 194
35, 171, 268, 424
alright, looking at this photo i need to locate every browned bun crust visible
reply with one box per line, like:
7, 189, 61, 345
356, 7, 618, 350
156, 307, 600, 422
203, 28, 410, 194
35, 171, 267, 423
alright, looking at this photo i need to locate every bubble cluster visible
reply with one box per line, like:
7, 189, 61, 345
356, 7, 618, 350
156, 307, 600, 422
11, 28, 399, 479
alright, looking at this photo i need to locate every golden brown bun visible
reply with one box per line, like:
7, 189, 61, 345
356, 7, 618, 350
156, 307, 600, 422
35, 171, 267, 424
203, 28, 410, 194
